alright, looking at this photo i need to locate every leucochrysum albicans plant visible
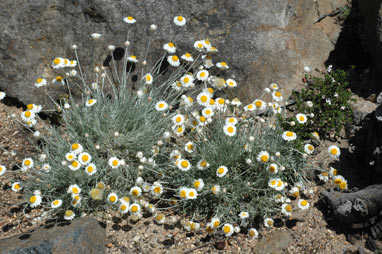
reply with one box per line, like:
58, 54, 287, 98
0, 15, 344, 238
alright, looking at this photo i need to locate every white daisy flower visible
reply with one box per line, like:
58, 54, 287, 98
130, 186, 142, 198
0, 91, 5, 100
181, 53, 194, 62
51, 199, 62, 208
297, 199, 310, 210
216, 165, 228, 177
127, 55, 138, 62
107, 192, 119, 204
172, 124, 185, 137
222, 224, 234, 236
304, 144, 314, 154
216, 62, 229, 69
272, 91, 283, 102
129, 203, 141, 214
282, 131, 297, 141
329, 167, 337, 177
119, 203, 129, 214
52, 57, 65, 69
167, 55, 180, 67
223, 124, 237, 137
270, 83, 279, 90
64, 210, 75, 220
225, 117, 238, 126
180, 74, 194, 87
123, 16, 136, 24
226, 78, 237, 88
29, 192, 42, 208
184, 141, 195, 153
197, 160, 210, 170
21, 110, 35, 122
144, 73, 153, 85
211, 185, 220, 195
177, 159, 191, 171
318, 171, 329, 182
171, 81, 182, 91
68, 160, 81, 171
196, 92, 211, 107
193, 179, 205, 191
194, 40, 205, 51
231, 98, 242, 106
67, 184, 81, 195
289, 187, 300, 198
172, 114, 185, 125
174, 16, 186, 26
254, 99, 266, 111
52, 76, 65, 86
328, 145, 340, 159
248, 228, 259, 239
11, 182, 22, 192
257, 151, 270, 163
268, 163, 278, 174
65, 152, 76, 162
244, 104, 255, 112
264, 218, 274, 228
201, 107, 214, 118
239, 211, 249, 219
163, 42, 176, 54
296, 113, 308, 124
86, 99, 97, 107
196, 70, 209, 81
154, 213, 165, 224
22, 158, 34, 169
202, 55, 214, 69
281, 203, 293, 216
108, 157, 120, 168
186, 188, 198, 199
85, 163, 97, 176
34, 78, 47, 88
78, 152, 91, 165
26, 104, 42, 114
155, 101, 168, 111
151, 183, 163, 196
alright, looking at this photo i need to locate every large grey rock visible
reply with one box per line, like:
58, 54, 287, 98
0, 217, 106, 254
0, 0, 345, 107
252, 230, 293, 254
356, 0, 382, 73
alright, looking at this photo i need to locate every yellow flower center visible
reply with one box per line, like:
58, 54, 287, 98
223, 226, 231, 234
127, 16, 134, 20
24, 160, 31, 166
228, 118, 235, 123
176, 116, 182, 123
14, 184, 20, 189
293, 191, 299, 197
109, 195, 116, 202
154, 187, 161, 193
267, 220, 273, 226
189, 191, 195, 197
301, 200, 308, 206
156, 214, 164, 221
187, 144, 193, 150
218, 98, 225, 104
275, 91, 282, 97
255, 101, 262, 108
308, 145, 314, 151
330, 149, 338, 155
36, 78, 43, 83
199, 116, 206, 123
321, 172, 328, 176
218, 168, 225, 174
72, 161, 79, 167
332, 169, 337, 175
286, 131, 294, 137
72, 144, 79, 150
248, 104, 253, 109
213, 221, 220, 228
200, 161, 207, 167
177, 16, 183, 22
249, 230, 256, 237
53, 200, 60, 205
25, 111, 31, 118
200, 72, 206, 77
269, 166, 276, 172
54, 58, 61, 65
334, 178, 342, 184
112, 160, 118, 167
65, 210, 73, 217
146, 75, 151, 81
56, 76, 63, 82
201, 95, 208, 103
185, 53, 191, 58
72, 187, 79, 194
183, 77, 189, 83
339, 182, 347, 189
120, 204, 127, 211
209, 99, 215, 105
180, 190, 186, 198
177, 126, 183, 133
131, 55, 136, 59
168, 42, 174, 47
227, 126, 234, 133
285, 204, 292, 212
194, 181, 200, 188
82, 155, 89, 162
261, 155, 268, 162
131, 205, 138, 213
132, 190, 139, 196
181, 161, 189, 168
221, 62, 227, 66
171, 55, 178, 61
277, 181, 282, 187
97, 182, 105, 189
271, 180, 276, 186
27, 104, 34, 110
29, 196, 37, 203
122, 197, 130, 202
87, 166, 94, 173
159, 103, 164, 108
197, 43, 203, 48
299, 116, 305, 121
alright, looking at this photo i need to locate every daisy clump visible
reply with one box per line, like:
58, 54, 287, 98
3, 14, 317, 234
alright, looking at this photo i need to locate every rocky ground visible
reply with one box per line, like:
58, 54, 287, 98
0, 94, 379, 254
